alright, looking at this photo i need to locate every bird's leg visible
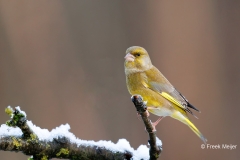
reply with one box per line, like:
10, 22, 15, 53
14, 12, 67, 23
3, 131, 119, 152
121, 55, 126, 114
145, 106, 163, 132
151, 116, 164, 132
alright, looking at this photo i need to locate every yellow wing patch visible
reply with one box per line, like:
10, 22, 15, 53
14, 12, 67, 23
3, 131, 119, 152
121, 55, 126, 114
142, 81, 149, 88
142, 80, 186, 110
160, 92, 185, 110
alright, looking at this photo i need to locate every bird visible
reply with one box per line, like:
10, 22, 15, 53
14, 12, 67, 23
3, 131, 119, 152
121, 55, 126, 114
124, 46, 207, 144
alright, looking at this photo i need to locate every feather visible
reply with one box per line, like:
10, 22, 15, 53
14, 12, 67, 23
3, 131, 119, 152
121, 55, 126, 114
144, 66, 200, 117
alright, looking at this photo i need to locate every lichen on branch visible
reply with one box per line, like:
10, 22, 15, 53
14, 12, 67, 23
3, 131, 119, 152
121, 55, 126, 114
5, 106, 35, 139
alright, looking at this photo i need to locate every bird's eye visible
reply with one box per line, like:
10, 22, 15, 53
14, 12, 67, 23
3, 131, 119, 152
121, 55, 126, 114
136, 53, 140, 57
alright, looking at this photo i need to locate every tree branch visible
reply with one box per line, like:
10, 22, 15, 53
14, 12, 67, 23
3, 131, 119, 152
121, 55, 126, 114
0, 105, 161, 160
131, 95, 162, 160
0, 135, 132, 160
1, 107, 135, 160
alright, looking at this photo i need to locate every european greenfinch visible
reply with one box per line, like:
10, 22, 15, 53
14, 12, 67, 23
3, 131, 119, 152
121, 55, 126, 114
124, 46, 207, 143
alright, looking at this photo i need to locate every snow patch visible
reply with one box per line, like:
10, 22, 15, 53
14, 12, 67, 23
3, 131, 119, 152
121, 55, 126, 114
15, 106, 26, 117
0, 124, 22, 137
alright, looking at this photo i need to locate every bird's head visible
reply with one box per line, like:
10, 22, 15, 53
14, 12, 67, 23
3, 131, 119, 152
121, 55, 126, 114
124, 46, 153, 74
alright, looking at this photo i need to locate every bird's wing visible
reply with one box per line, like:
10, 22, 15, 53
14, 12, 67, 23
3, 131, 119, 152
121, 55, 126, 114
143, 66, 200, 116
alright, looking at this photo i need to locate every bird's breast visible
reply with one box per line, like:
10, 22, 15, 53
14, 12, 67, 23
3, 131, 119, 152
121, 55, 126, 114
126, 73, 162, 105
126, 72, 145, 94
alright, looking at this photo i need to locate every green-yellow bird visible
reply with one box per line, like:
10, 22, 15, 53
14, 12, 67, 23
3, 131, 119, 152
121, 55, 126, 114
124, 46, 207, 144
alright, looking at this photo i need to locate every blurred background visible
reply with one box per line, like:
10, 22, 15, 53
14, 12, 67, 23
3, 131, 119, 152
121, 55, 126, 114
0, 0, 239, 160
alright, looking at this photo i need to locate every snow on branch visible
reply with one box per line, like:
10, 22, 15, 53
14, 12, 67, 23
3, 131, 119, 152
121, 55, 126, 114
0, 96, 162, 160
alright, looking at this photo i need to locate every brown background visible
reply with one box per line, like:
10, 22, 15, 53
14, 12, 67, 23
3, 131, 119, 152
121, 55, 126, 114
0, 1, 239, 160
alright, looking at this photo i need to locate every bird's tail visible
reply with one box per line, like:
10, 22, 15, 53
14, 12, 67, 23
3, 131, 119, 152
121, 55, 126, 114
172, 112, 207, 144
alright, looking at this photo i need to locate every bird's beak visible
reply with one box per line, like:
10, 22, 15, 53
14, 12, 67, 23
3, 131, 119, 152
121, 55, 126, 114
124, 53, 135, 62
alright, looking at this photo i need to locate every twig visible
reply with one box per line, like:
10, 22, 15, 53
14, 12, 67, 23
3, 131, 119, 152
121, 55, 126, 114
131, 95, 162, 160
5, 106, 35, 139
